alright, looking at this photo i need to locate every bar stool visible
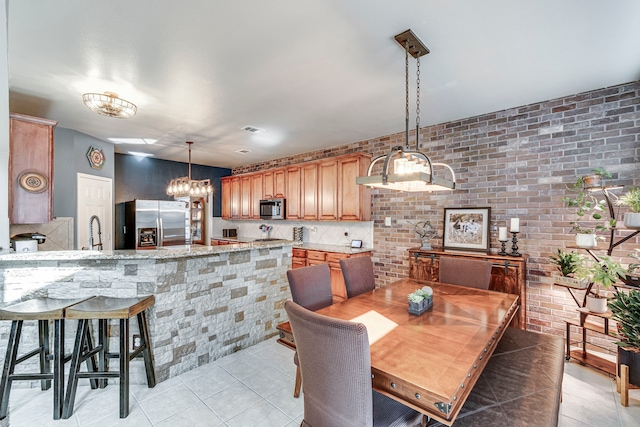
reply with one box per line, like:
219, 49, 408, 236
0, 297, 90, 420
62, 295, 156, 419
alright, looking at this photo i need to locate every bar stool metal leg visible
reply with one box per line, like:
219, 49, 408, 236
137, 311, 156, 387
119, 318, 130, 418
0, 320, 22, 419
98, 319, 108, 388
38, 319, 51, 390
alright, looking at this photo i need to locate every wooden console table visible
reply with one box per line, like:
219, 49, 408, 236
408, 248, 527, 329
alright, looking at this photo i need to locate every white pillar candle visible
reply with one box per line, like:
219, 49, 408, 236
510, 218, 520, 233
498, 227, 508, 241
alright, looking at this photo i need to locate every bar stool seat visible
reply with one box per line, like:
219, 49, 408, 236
62, 295, 156, 419
0, 297, 90, 420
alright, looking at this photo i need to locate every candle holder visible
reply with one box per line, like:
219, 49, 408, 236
510, 232, 522, 257
498, 240, 509, 256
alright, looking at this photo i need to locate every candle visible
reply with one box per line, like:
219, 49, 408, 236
499, 227, 508, 241
510, 218, 520, 233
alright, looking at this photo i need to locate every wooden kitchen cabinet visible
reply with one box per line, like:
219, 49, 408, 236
221, 178, 231, 218
285, 166, 302, 219
251, 173, 264, 219
318, 160, 338, 221
9, 113, 57, 224
301, 163, 318, 220
292, 248, 307, 269
221, 152, 372, 222
230, 177, 241, 218
264, 168, 286, 199
408, 249, 527, 329
240, 175, 252, 219
338, 154, 371, 221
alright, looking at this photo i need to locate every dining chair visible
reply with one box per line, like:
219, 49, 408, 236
340, 255, 376, 298
284, 300, 425, 427
438, 256, 493, 289
286, 263, 333, 398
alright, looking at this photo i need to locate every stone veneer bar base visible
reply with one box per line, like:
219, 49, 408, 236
0, 244, 292, 385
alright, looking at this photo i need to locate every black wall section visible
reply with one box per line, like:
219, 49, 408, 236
114, 153, 231, 216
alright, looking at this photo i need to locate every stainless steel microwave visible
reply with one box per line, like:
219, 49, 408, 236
259, 198, 285, 220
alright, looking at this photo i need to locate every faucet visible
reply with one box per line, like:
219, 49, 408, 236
89, 215, 103, 250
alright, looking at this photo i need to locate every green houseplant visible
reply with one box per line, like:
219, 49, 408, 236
564, 168, 615, 248
608, 289, 640, 387
616, 187, 640, 229
574, 255, 626, 313
549, 249, 586, 288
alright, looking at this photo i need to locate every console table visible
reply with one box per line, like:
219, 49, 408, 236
408, 248, 527, 329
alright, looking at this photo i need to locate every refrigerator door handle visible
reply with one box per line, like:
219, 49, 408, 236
158, 217, 163, 247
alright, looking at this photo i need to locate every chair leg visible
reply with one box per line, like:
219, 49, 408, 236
62, 319, 89, 419
137, 311, 156, 388
82, 321, 99, 390
294, 365, 302, 398
98, 319, 108, 388
52, 319, 64, 420
119, 318, 130, 418
0, 321, 21, 420
38, 320, 51, 391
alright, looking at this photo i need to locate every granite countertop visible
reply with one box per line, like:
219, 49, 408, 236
0, 240, 293, 262
293, 242, 373, 254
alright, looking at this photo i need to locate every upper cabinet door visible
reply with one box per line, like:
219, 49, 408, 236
263, 171, 274, 199
230, 177, 241, 219
339, 154, 371, 221
240, 175, 252, 219
251, 173, 264, 219
301, 163, 318, 220
286, 166, 302, 219
318, 160, 338, 221
221, 178, 231, 219
9, 113, 57, 224
273, 169, 286, 198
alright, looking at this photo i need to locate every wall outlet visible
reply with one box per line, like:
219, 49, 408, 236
385, 217, 392, 226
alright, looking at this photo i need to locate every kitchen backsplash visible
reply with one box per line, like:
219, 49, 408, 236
212, 218, 374, 248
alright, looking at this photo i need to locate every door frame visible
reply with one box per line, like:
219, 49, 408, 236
76, 173, 113, 250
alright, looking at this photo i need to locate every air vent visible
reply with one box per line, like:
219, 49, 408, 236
241, 125, 264, 133
235, 149, 251, 154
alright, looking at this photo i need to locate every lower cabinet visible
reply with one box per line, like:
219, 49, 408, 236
408, 248, 527, 329
292, 248, 371, 303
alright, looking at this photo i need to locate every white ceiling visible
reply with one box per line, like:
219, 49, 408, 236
7, 0, 640, 169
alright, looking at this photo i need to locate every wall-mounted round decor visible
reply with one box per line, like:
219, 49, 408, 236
18, 171, 48, 193
87, 146, 106, 169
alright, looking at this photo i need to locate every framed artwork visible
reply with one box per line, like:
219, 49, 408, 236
443, 207, 491, 252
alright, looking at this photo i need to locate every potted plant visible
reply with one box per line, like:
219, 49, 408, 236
621, 250, 640, 288
608, 289, 640, 388
580, 167, 612, 189
549, 249, 586, 288
615, 187, 640, 229
407, 286, 433, 315
564, 169, 614, 248
574, 255, 626, 313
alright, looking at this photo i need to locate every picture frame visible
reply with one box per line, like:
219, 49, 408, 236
443, 207, 491, 252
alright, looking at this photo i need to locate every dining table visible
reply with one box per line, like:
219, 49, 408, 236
277, 278, 519, 425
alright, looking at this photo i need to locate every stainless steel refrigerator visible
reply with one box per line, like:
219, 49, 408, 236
122, 200, 190, 249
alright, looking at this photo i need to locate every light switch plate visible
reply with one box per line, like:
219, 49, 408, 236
385, 217, 392, 226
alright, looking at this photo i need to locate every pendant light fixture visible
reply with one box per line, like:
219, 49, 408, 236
166, 141, 213, 198
356, 30, 456, 192
82, 92, 137, 119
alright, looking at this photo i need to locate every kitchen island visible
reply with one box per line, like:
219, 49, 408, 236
0, 240, 293, 383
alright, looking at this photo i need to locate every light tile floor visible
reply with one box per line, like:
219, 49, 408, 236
6, 337, 640, 426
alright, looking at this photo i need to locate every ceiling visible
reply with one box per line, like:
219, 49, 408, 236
7, 1, 640, 169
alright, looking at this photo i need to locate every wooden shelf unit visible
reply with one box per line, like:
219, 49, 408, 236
565, 308, 617, 376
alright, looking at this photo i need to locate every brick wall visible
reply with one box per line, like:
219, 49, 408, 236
234, 81, 640, 342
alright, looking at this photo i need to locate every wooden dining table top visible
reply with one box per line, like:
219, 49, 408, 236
278, 278, 519, 425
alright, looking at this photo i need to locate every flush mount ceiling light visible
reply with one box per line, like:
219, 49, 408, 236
166, 141, 213, 198
356, 30, 456, 192
82, 92, 137, 119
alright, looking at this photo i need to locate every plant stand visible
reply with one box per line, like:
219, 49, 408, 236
565, 307, 616, 376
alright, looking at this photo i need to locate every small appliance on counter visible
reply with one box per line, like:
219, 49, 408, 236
222, 228, 238, 238
10, 233, 46, 252
293, 226, 303, 242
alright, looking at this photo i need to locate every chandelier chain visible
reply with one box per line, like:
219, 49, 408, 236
405, 40, 410, 149
416, 53, 421, 131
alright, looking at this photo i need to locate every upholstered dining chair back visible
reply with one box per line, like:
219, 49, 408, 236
285, 301, 422, 427
438, 256, 493, 290
340, 255, 376, 298
286, 264, 333, 311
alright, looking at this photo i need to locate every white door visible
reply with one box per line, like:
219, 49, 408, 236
77, 173, 113, 250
